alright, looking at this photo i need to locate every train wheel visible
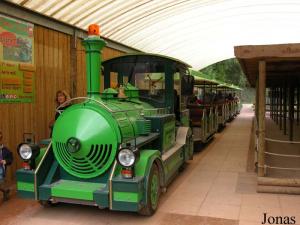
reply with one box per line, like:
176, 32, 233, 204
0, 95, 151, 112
139, 164, 160, 216
194, 141, 204, 152
39, 200, 53, 207
39, 200, 58, 207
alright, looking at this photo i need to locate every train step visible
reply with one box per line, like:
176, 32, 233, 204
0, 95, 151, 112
50, 179, 107, 201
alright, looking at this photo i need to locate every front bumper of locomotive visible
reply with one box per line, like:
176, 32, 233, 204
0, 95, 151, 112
16, 165, 146, 211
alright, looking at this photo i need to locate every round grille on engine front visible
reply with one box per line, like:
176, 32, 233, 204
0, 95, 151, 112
52, 105, 120, 179
55, 142, 114, 177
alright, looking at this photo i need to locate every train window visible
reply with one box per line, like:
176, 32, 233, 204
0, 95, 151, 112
195, 87, 203, 99
135, 72, 165, 103
174, 72, 180, 94
196, 86, 216, 104
123, 76, 128, 84
181, 75, 194, 96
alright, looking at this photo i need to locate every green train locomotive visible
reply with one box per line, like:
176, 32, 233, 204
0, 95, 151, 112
16, 25, 194, 215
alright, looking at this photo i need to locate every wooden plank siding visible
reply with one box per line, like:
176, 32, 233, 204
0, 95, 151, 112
0, 25, 124, 183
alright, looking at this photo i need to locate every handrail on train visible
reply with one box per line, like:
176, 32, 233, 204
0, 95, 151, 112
56, 97, 169, 115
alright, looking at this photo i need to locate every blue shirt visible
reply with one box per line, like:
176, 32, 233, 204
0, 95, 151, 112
0, 166, 3, 181
0, 149, 3, 181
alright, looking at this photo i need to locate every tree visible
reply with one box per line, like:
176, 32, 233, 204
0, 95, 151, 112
200, 58, 254, 103
201, 58, 247, 87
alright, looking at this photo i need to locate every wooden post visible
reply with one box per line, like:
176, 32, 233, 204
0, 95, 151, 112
274, 88, 276, 120
271, 87, 275, 121
270, 88, 273, 119
276, 87, 279, 124
279, 87, 283, 130
289, 83, 295, 141
258, 61, 266, 177
256, 79, 259, 126
297, 86, 300, 125
283, 82, 287, 135
273, 87, 276, 122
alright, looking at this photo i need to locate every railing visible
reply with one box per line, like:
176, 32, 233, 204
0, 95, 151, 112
256, 138, 300, 175
56, 97, 169, 115
265, 138, 300, 144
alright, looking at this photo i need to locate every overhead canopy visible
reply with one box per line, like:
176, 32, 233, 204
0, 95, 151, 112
234, 43, 300, 87
6, 0, 300, 69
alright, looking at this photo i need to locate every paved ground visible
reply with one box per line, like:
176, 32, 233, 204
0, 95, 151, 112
1, 105, 300, 225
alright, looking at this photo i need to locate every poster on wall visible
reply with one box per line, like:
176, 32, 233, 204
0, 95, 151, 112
0, 14, 35, 103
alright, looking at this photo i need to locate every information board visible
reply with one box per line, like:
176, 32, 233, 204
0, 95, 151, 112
0, 14, 35, 103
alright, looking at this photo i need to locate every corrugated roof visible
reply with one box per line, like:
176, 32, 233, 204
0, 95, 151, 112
6, 0, 300, 69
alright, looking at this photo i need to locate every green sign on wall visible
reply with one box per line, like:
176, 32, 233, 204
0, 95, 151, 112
0, 14, 35, 103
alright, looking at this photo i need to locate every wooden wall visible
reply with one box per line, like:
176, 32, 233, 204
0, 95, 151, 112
0, 25, 124, 182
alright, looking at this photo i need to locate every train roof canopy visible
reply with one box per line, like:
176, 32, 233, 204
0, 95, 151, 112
218, 84, 242, 91
189, 69, 221, 85
103, 53, 191, 69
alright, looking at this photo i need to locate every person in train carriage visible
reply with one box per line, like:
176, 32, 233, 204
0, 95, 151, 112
226, 93, 234, 101
0, 131, 13, 201
195, 89, 204, 104
49, 90, 71, 136
188, 89, 198, 105
233, 93, 239, 102
203, 92, 213, 104
215, 91, 224, 102
196, 95, 203, 104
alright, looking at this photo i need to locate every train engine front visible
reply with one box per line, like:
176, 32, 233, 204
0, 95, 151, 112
52, 100, 121, 180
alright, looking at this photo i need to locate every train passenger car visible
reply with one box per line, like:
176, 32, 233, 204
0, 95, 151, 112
217, 84, 242, 121
232, 85, 242, 115
188, 69, 221, 143
15, 25, 195, 216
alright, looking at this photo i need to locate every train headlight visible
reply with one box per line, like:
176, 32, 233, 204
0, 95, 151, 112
118, 149, 135, 167
19, 144, 32, 160
18, 143, 40, 161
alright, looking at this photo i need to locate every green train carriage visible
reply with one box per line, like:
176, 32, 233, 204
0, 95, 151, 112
217, 83, 242, 121
188, 70, 220, 143
16, 25, 194, 215
185, 69, 242, 144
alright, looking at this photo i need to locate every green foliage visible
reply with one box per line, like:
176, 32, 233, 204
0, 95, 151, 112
200, 58, 254, 103
200, 58, 243, 86
240, 88, 255, 104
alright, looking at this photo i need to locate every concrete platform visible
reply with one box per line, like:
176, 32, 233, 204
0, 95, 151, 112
1, 105, 300, 225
